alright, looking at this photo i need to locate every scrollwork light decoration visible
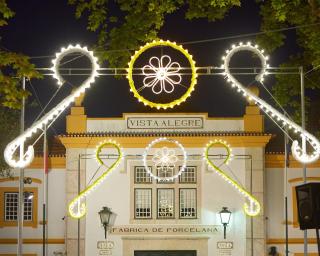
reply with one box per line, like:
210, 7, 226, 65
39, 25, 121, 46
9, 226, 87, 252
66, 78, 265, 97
68, 140, 123, 219
4, 44, 100, 169
222, 42, 320, 164
204, 140, 261, 217
142, 137, 187, 182
127, 39, 198, 110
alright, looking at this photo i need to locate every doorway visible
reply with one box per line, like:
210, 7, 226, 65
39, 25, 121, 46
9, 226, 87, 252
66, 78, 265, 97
134, 251, 196, 256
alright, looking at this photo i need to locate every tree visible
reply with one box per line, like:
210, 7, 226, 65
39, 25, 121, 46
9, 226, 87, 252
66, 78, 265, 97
0, 107, 19, 177
68, 0, 241, 67
256, 0, 320, 128
0, 0, 41, 177
0, 0, 41, 109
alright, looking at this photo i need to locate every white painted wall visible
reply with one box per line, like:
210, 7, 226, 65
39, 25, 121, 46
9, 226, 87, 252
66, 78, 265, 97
84, 146, 248, 256
266, 167, 320, 255
0, 168, 66, 255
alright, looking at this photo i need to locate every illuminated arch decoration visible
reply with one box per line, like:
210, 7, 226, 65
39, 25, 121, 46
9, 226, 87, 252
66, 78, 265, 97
68, 140, 123, 219
4, 44, 100, 168
222, 42, 320, 164
127, 40, 198, 109
204, 140, 261, 216
142, 137, 187, 181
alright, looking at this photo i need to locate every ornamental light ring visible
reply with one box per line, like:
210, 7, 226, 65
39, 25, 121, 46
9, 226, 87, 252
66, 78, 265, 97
127, 40, 198, 109
51, 44, 100, 87
142, 137, 187, 181
4, 44, 100, 169
222, 41, 320, 164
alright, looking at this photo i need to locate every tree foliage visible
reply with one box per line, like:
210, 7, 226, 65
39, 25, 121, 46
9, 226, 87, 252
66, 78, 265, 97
0, 107, 19, 177
0, 0, 41, 109
0, 0, 41, 176
256, 0, 320, 127
68, 0, 241, 67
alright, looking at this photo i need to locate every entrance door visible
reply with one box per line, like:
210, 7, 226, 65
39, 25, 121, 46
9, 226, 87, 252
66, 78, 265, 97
134, 251, 196, 256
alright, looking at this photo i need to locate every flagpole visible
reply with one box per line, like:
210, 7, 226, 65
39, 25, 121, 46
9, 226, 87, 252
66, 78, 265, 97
43, 125, 48, 256
17, 77, 26, 256
284, 131, 289, 256
300, 67, 308, 256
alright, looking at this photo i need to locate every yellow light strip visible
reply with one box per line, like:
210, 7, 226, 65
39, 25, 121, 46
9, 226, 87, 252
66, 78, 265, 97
68, 140, 123, 219
127, 39, 198, 109
204, 139, 261, 216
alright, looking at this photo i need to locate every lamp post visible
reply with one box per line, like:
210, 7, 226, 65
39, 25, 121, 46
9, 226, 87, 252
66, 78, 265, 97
98, 207, 113, 240
219, 207, 232, 239
23, 192, 34, 200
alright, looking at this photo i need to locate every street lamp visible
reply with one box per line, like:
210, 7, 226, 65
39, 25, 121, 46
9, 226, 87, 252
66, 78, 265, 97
219, 207, 232, 239
98, 207, 113, 240
23, 191, 33, 200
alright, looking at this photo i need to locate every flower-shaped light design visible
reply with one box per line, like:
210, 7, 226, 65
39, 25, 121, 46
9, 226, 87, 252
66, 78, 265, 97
142, 55, 182, 94
152, 147, 178, 169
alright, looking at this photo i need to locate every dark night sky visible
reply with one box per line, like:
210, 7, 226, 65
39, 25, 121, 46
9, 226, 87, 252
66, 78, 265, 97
1, 0, 301, 148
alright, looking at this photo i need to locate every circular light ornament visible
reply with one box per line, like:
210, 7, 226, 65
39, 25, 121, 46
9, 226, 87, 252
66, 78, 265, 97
142, 137, 187, 181
68, 140, 123, 219
127, 40, 198, 109
204, 139, 261, 217
51, 44, 100, 86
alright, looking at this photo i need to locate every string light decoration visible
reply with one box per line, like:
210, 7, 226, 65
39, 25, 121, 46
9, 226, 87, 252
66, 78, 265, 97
222, 42, 320, 164
68, 140, 123, 219
142, 137, 187, 181
4, 44, 100, 168
142, 55, 182, 94
127, 39, 198, 109
204, 140, 261, 216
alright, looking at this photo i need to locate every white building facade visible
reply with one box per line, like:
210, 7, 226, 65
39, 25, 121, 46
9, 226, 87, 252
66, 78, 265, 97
0, 96, 319, 256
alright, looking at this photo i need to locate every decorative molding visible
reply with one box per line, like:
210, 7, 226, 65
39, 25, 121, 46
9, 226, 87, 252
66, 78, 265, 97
294, 253, 318, 256
0, 238, 64, 244
0, 177, 42, 184
267, 238, 318, 244
0, 254, 37, 256
265, 154, 320, 168
288, 177, 320, 183
59, 135, 272, 149
28, 156, 66, 169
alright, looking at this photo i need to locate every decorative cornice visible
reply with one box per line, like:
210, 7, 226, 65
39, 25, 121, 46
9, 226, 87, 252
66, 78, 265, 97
28, 156, 66, 169
61, 131, 272, 138
267, 238, 318, 244
0, 238, 64, 244
0, 177, 42, 184
58, 133, 272, 149
265, 154, 320, 168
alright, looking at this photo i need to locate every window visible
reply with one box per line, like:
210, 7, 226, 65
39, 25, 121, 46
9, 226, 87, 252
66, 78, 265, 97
132, 165, 199, 221
180, 189, 197, 219
0, 187, 38, 228
135, 189, 152, 219
135, 166, 152, 183
157, 167, 174, 183
4, 192, 33, 221
157, 189, 174, 219
180, 166, 196, 183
